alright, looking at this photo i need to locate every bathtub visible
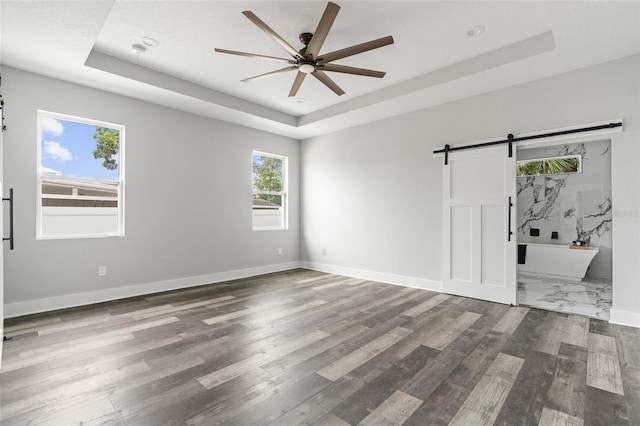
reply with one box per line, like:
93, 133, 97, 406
517, 242, 599, 281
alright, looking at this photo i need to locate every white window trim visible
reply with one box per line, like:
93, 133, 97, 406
252, 150, 288, 231
36, 110, 125, 240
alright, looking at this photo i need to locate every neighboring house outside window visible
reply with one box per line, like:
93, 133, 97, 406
252, 151, 287, 230
37, 111, 125, 239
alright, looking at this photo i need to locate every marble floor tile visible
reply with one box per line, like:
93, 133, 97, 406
517, 274, 612, 320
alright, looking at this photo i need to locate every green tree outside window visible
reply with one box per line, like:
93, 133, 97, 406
516, 156, 580, 177
93, 127, 119, 171
253, 155, 283, 206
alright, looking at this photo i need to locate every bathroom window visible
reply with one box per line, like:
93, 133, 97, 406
37, 111, 125, 239
516, 154, 581, 177
252, 151, 287, 230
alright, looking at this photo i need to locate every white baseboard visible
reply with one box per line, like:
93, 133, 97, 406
609, 307, 640, 328
4, 262, 303, 318
301, 261, 443, 293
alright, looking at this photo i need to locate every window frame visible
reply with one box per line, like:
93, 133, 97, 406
252, 150, 288, 231
36, 110, 125, 240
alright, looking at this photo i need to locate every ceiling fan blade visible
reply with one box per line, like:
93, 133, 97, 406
215, 48, 295, 64
242, 66, 298, 83
320, 63, 386, 78
318, 35, 394, 63
312, 70, 345, 96
242, 11, 304, 60
305, 2, 340, 60
288, 72, 307, 97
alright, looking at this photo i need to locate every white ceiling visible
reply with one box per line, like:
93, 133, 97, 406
1, 1, 639, 139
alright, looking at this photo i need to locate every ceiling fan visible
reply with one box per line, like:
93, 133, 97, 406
215, 2, 394, 97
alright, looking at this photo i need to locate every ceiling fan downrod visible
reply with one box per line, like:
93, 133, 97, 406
298, 33, 319, 74
296, 33, 320, 74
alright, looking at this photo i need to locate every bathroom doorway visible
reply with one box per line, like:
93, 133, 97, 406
516, 139, 612, 320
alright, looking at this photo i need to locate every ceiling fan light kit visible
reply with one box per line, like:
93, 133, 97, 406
215, 1, 394, 97
298, 63, 317, 74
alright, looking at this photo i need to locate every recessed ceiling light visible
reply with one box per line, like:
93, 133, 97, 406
295, 98, 306, 104
467, 25, 486, 37
140, 37, 159, 47
131, 44, 146, 57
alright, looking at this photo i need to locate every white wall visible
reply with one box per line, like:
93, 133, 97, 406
2, 66, 300, 315
301, 54, 640, 327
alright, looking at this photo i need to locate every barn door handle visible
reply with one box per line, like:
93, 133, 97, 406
507, 196, 513, 242
3, 188, 14, 250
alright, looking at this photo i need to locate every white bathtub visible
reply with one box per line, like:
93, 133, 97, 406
517, 242, 599, 281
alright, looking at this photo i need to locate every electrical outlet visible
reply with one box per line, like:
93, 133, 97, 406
277, 248, 282, 256
322, 249, 327, 255
98, 265, 107, 276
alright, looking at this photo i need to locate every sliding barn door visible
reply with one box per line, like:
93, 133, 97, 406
443, 145, 516, 305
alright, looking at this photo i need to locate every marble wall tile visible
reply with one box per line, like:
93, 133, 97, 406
517, 141, 612, 279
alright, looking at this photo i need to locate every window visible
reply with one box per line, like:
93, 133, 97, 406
37, 111, 124, 239
252, 151, 287, 230
516, 154, 581, 177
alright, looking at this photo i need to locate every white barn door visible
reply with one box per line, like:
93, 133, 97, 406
443, 145, 517, 305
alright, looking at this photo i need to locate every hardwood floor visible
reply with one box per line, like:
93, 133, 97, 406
1, 269, 639, 425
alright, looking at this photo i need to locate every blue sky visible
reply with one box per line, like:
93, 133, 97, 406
40, 117, 119, 180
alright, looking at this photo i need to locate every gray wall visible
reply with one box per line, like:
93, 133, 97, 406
2, 66, 299, 306
300, 116, 440, 282
3, 54, 640, 327
301, 54, 640, 325
517, 140, 612, 279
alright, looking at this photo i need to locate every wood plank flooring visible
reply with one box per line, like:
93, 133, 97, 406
1, 269, 639, 425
